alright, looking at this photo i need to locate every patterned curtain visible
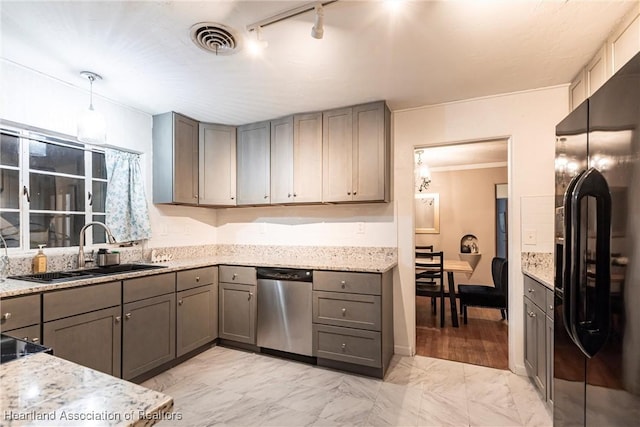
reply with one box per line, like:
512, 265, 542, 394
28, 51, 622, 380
105, 148, 152, 242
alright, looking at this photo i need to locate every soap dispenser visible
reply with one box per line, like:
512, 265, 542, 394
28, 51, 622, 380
32, 244, 47, 273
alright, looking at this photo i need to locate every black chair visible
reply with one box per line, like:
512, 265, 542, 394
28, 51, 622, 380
458, 257, 508, 324
415, 249, 445, 327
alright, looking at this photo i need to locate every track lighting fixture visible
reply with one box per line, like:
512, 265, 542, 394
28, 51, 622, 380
247, 26, 268, 55
77, 71, 106, 144
311, 5, 324, 39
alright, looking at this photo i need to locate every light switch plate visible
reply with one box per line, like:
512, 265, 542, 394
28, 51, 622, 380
524, 229, 537, 245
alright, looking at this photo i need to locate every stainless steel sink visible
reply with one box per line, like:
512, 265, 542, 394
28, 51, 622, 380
85, 263, 166, 275
10, 264, 166, 283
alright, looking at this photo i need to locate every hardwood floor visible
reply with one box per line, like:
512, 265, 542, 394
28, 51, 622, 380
416, 296, 509, 370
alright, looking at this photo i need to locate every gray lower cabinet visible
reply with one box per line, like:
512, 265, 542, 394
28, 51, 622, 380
523, 274, 554, 402
122, 273, 176, 380
176, 283, 218, 357
122, 293, 176, 380
43, 306, 122, 377
218, 265, 257, 344
0, 293, 41, 344
42, 281, 121, 377
312, 270, 393, 378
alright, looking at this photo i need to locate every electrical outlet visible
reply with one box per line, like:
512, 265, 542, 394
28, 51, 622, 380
357, 222, 365, 234
524, 229, 537, 245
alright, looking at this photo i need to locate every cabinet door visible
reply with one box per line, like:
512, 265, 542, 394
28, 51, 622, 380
218, 283, 256, 344
174, 114, 199, 204
352, 102, 388, 202
322, 107, 353, 202
123, 294, 176, 380
4, 324, 40, 345
546, 315, 554, 403
293, 112, 323, 203
270, 116, 294, 204
535, 304, 547, 397
586, 45, 609, 96
199, 123, 237, 206
176, 284, 217, 357
524, 297, 546, 395
237, 121, 271, 205
43, 306, 121, 377
524, 297, 537, 378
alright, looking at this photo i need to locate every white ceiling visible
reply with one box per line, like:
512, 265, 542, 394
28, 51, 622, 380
0, 0, 636, 125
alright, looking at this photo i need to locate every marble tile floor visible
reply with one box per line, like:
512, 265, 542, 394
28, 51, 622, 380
141, 346, 552, 427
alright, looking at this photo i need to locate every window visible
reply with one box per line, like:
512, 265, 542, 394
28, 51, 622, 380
0, 125, 107, 251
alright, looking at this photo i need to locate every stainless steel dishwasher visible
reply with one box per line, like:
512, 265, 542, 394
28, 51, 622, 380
257, 267, 313, 356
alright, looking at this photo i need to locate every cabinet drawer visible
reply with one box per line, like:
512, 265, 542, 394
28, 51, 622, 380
314, 271, 381, 295
545, 288, 555, 318
123, 273, 175, 303
177, 266, 217, 291
44, 282, 120, 322
313, 291, 381, 331
219, 265, 256, 285
313, 324, 381, 368
524, 274, 547, 310
3, 324, 41, 344
0, 294, 40, 332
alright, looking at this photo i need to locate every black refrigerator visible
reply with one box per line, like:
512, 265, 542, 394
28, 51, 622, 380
554, 51, 640, 426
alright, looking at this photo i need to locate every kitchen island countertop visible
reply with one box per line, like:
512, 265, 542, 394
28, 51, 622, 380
0, 352, 173, 427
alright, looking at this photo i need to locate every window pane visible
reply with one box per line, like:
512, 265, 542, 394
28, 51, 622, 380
92, 152, 106, 179
0, 133, 19, 167
0, 212, 20, 248
29, 213, 84, 248
92, 181, 106, 213
93, 215, 107, 244
30, 141, 84, 176
29, 173, 85, 211
0, 169, 20, 209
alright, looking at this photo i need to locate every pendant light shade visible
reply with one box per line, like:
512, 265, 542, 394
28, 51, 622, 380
77, 71, 106, 144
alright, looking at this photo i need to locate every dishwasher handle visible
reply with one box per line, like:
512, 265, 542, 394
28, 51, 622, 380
256, 268, 313, 282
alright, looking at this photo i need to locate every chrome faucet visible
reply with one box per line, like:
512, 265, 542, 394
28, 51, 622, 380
78, 221, 117, 267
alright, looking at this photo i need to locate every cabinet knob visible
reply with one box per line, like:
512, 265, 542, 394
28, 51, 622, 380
115, 316, 121, 323
288, 193, 291, 198
293, 193, 297, 197
231, 196, 235, 200
353, 192, 357, 195
528, 288, 534, 293
264, 195, 268, 199
340, 280, 346, 289
549, 305, 554, 310
194, 194, 198, 199
248, 292, 253, 300
341, 308, 347, 316
178, 300, 183, 306
341, 343, 347, 351
195, 276, 200, 282
1, 312, 11, 320
347, 192, 351, 195
528, 311, 536, 318
125, 313, 132, 320
32, 337, 39, 343
232, 273, 237, 280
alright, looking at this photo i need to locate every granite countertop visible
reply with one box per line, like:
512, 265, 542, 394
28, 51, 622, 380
0, 353, 173, 427
521, 252, 554, 289
0, 254, 397, 298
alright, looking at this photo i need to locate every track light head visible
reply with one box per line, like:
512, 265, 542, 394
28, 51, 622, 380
311, 5, 324, 39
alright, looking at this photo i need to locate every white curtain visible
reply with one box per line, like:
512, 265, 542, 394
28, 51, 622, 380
105, 148, 151, 242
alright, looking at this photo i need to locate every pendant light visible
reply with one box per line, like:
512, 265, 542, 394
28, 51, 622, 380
77, 71, 107, 144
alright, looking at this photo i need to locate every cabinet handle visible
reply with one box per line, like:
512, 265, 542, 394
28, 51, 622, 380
1, 312, 11, 320
528, 311, 536, 318
340, 280, 346, 289
341, 308, 347, 316
125, 313, 132, 320
115, 316, 121, 323
248, 292, 253, 300
195, 276, 200, 282
32, 337, 39, 343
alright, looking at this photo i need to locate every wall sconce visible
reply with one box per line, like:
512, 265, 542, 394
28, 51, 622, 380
415, 149, 431, 192
77, 71, 106, 145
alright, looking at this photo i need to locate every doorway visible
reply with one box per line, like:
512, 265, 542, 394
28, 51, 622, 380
413, 139, 509, 370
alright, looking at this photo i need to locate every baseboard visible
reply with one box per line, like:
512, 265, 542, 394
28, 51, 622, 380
394, 344, 414, 357
512, 362, 527, 376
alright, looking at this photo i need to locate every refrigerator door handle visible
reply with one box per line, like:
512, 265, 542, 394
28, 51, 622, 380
569, 167, 612, 358
563, 170, 584, 341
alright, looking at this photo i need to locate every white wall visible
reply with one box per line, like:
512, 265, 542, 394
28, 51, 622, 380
0, 60, 217, 249
393, 86, 568, 372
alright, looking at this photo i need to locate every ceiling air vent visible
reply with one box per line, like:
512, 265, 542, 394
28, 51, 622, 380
190, 22, 240, 56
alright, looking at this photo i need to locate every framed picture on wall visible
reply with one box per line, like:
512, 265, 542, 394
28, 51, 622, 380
415, 193, 440, 234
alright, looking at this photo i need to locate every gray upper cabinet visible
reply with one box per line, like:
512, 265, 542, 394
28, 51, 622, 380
237, 121, 271, 205
153, 112, 199, 205
199, 123, 237, 206
270, 116, 294, 204
271, 113, 323, 204
323, 101, 390, 203
322, 107, 353, 202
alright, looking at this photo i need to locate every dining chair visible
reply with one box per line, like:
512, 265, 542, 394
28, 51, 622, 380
415, 249, 445, 327
457, 257, 508, 324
